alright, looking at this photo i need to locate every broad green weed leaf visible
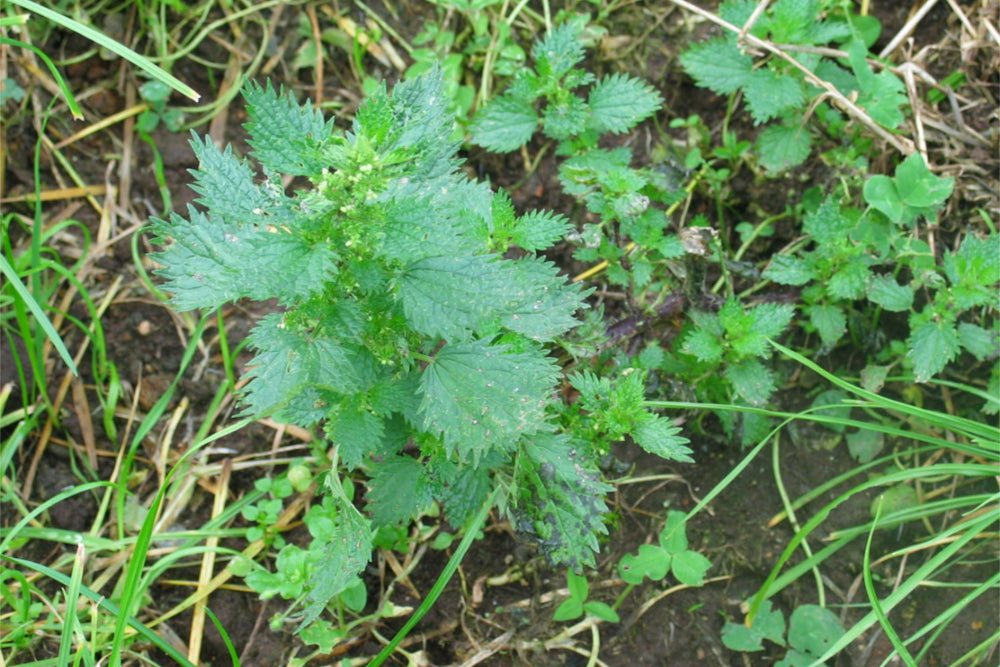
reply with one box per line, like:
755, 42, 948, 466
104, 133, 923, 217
511, 209, 572, 252
846, 429, 883, 462
661, 510, 689, 553
541, 94, 589, 141
243, 80, 332, 176
587, 73, 663, 134
895, 153, 954, 209
764, 254, 815, 286
786, 605, 843, 657
471, 95, 539, 152
721, 600, 786, 651
632, 417, 694, 463
367, 456, 433, 525
957, 322, 997, 360
756, 123, 811, 172
671, 550, 712, 586
725, 358, 777, 406
420, 341, 557, 458
242, 314, 359, 417
680, 37, 753, 95
866, 274, 914, 311
396, 255, 513, 340
808, 303, 847, 350
863, 175, 904, 222
744, 68, 805, 124
532, 21, 587, 79
907, 312, 960, 382
553, 597, 584, 621
583, 601, 620, 623
619, 544, 670, 584
515, 433, 613, 569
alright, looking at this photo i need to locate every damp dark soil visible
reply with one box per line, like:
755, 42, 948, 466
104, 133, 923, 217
3, 2, 996, 666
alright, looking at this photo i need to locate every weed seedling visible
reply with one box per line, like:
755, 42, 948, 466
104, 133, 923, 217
151, 68, 691, 634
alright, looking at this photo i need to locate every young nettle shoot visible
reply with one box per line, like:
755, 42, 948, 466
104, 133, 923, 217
150, 69, 692, 632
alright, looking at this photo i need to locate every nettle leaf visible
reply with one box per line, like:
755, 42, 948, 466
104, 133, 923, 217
943, 234, 1000, 290
532, 21, 587, 80
803, 196, 853, 246
511, 209, 572, 252
683, 327, 725, 363
380, 192, 482, 264
725, 357, 777, 406
373, 70, 459, 176
470, 95, 539, 153
242, 314, 360, 417
396, 254, 514, 340
243, 80, 332, 176
367, 456, 434, 526
744, 68, 805, 124
587, 73, 663, 134
515, 433, 613, 569
957, 323, 997, 360
808, 303, 847, 350
756, 122, 812, 172
296, 481, 374, 631
151, 208, 336, 310
327, 404, 385, 470
420, 341, 558, 459
632, 416, 694, 462
827, 261, 871, 300
680, 37, 753, 95
746, 302, 795, 344
542, 94, 589, 141
866, 274, 914, 312
764, 254, 815, 285
500, 257, 588, 342
187, 134, 270, 222
428, 455, 495, 528
907, 311, 960, 382
762, 0, 817, 43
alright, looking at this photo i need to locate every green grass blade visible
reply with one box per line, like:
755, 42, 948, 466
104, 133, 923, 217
0, 254, 78, 376
864, 499, 917, 667
8, 0, 200, 101
369, 486, 501, 666
0, 36, 82, 118
1, 554, 198, 667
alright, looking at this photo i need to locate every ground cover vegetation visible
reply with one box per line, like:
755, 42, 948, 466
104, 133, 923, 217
1, 0, 997, 665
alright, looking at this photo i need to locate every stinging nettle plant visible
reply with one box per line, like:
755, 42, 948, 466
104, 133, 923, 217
150, 68, 691, 630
